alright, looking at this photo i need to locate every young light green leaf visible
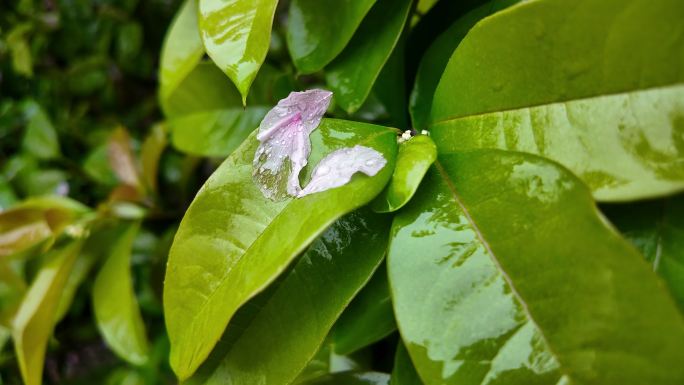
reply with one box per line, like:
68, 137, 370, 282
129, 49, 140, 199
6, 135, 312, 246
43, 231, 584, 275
21, 100, 60, 160
429, 0, 684, 201
140, 123, 167, 194
287, 0, 377, 74
187, 209, 390, 385
92, 223, 149, 366
159, 0, 204, 105
12, 241, 84, 385
162, 62, 243, 118
0, 196, 89, 258
409, 0, 520, 129
389, 150, 684, 385
390, 342, 422, 385
372, 136, 436, 213
325, 0, 411, 113
603, 195, 684, 312
164, 119, 397, 379
198, 0, 278, 103
332, 265, 396, 356
170, 108, 268, 157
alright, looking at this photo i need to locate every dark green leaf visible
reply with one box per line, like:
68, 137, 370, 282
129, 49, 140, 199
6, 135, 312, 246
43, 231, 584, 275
325, 0, 411, 113
603, 195, 684, 312
164, 119, 397, 379
302, 372, 390, 385
287, 0, 377, 74
188, 209, 390, 385
429, 0, 684, 201
332, 264, 396, 355
21, 100, 59, 160
198, 0, 278, 102
409, 0, 520, 130
390, 342, 422, 385
389, 149, 684, 384
372, 136, 436, 213
92, 223, 149, 366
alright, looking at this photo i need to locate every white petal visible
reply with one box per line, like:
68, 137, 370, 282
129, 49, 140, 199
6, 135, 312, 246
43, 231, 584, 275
297, 145, 387, 198
252, 89, 332, 200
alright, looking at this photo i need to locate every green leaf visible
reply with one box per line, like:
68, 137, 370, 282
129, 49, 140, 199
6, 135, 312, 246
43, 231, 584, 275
325, 0, 411, 113
6, 24, 33, 77
170, 107, 268, 157
140, 123, 167, 194
55, 225, 124, 322
198, 0, 278, 103
390, 342, 422, 385
21, 100, 60, 160
188, 209, 390, 385
372, 136, 436, 213
287, 0, 377, 74
374, 36, 408, 129
83, 144, 119, 187
92, 223, 149, 366
164, 118, 397, 379
429, 0, 684, 201
388, 150, 684, 384
409, 0, 520, 130
12, 241, 83, 385
603, 195, 684, 312
159, 0, 205, 110
0, 196, 89, 258
301, 372, 390, 385
163, 62, 243, 118
332, 264, 396, 355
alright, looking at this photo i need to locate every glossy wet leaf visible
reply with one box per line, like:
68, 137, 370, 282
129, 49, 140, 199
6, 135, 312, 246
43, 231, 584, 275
372, 136, 436, 213
170, 108, 267, 157
92, 223, 149, 365
198, 0, 278, 102
21, 100, 60, 160
302, 372, 390, 385
12, 241, 83, 385
188, 210, 390, 385
409, 0, 520, 130
429, 0, 684, 201
159, 0, 204, 104
325, 0, 411, 113
603, 195, 684, 312
287, 0, 377, 74
374, 37, 408, 129
388, 150, 684, 385
332, 265, 396, 355
390, 342, 422, 385
164, 119, 397, 379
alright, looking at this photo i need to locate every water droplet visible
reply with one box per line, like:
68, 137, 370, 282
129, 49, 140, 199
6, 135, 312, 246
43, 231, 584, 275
365, 159, 376, 167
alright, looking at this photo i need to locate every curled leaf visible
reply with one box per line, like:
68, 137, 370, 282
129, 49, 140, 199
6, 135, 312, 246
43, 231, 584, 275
252, 89, 332, 200
298, 145, 386, 197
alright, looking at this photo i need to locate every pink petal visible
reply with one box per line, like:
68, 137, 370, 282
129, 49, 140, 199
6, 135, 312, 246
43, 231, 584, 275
297, 145, 387, 198
252, 89, 332, 200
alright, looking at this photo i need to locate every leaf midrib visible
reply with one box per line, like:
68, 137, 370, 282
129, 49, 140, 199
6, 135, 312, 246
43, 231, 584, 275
433, 159, 574, 384
177, 128, 391, 374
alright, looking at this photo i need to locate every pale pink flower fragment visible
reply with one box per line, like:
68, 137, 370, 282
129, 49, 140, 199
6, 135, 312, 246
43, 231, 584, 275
252, 89, 332, 200
298, 145, 387, 198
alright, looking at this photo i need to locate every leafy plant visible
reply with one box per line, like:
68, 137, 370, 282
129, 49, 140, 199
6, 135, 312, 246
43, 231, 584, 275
1, 0, 683, 384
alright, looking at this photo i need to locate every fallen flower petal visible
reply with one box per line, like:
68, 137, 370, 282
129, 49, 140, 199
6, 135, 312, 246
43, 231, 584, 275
298, 145, 387, 198
252, 89, 332, 200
